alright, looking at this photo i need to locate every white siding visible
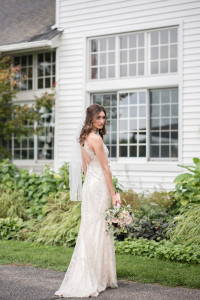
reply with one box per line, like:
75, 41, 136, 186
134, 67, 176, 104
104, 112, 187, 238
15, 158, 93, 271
56, 0, 200, 192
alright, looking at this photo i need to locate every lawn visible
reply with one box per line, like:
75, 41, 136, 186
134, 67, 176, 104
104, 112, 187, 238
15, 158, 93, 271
1, 240, 200, 289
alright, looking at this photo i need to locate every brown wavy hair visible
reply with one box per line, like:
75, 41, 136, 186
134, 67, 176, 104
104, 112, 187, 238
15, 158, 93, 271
79, 104, 107, 146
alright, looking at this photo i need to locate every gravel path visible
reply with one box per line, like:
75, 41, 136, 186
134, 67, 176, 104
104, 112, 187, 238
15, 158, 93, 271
0, 265, 200, 300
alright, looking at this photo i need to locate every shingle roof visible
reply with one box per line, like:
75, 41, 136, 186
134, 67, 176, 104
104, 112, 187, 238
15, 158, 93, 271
0, 0, 60, 46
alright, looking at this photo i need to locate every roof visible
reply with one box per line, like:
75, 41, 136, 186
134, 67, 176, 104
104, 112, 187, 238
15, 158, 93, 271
0, 0, 60, 47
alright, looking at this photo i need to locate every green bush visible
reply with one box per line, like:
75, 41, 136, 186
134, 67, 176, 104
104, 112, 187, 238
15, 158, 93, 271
165, 204, 200, 245
17, 191, 81, 247
0, 188, 28, 219
0, 159, 70, 219
114, 238, 200, 264
0, 218, 24, 240
174, 157, 200, 207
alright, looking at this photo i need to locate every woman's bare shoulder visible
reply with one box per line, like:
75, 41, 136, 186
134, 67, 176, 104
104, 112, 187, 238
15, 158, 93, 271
87, 133, 103, 147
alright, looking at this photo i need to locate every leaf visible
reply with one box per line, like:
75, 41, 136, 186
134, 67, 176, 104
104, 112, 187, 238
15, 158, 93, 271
193, 157, 200, 164
192, 195, 200, 201
180, 198, 188, 206
174, 173, 192, 184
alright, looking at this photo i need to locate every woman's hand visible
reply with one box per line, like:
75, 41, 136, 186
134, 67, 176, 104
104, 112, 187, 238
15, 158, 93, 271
112, 193, 121, 207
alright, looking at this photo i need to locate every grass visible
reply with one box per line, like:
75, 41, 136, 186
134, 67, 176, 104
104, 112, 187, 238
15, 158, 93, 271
0, 240, 200, 289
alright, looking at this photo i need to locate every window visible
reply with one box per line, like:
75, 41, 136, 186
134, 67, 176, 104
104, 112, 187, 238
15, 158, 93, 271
12, 106, 55, 160
120, 33, 145, 77
13, 120, 34, 160
150, 89, 178, 159
37, 107, 55, 159
90, 37, 116, 79
89, 27, 178, 79
150, 28, 178, 74
37, 52, 56, 89
14, 55, 33, 90
119, 92, 146, 157
91, 88, 178, 160
13, 51, 56, 91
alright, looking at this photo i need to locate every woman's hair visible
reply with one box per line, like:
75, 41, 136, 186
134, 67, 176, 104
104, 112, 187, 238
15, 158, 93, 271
79, 103, 107, 146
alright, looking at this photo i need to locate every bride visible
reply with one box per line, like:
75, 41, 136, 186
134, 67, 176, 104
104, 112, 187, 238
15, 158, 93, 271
55, 104, 121, 298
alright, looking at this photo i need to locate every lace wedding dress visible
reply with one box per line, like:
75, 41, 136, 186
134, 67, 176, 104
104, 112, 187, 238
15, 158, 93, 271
55, 141, 118, 298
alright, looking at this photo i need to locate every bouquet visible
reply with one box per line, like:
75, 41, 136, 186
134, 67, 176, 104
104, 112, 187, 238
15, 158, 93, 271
105, 193, 134, 235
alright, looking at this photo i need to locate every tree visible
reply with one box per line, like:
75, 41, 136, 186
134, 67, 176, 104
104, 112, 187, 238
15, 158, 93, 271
0, 53, 55, 160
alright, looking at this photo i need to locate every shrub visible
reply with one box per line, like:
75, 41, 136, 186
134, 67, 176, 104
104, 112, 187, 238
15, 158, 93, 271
174, 157, 200, 207
165, 204, 200, 245
18, 191, 81, 247
0, 217, 24, 240
114, 237, 200, 264
0, 188, 28, 219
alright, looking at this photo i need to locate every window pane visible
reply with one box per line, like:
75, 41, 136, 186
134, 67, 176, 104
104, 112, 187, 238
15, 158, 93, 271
129, 34, 136, 48
91, 54, 98, 66
108, 37, 115, 50
100, 53, 107, 65
100, 38, 107, 51
120, 64, 127, 77
108, 52, 115, 64
129, 64, 136, 76
108, 66, 115, 78
100, 67, 106, 78
119, 93, 128, 105
120, 35, 127, 49
119, 132, 128, 143
91, 39, 98, 52
130, 146, 137, 157
151, 61, 159, 74
151, 47, 159, 60
119, 146, 127, 157
130, 93, 137, 105
151, 31, 159, 45
129, 49, 136, 62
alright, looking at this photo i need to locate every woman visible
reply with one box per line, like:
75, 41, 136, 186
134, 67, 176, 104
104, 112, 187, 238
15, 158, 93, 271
55, 104, 120, 298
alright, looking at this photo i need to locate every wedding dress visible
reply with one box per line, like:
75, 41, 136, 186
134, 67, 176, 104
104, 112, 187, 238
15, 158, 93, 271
55, 140, 118, 298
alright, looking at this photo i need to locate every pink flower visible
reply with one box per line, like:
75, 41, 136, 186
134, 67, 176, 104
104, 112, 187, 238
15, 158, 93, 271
112, 218, 119, 224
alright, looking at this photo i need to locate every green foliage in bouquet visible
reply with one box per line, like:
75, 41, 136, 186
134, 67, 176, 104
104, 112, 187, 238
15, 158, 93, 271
173, 157, 200, 207
114, 237, 200, 264
112, 175, 124, 192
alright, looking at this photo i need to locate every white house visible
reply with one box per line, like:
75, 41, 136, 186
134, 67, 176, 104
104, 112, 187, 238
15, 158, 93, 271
1, 0, 200, 192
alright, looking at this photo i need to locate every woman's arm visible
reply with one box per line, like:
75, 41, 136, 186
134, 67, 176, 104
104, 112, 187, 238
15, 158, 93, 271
91, 135, 118, 206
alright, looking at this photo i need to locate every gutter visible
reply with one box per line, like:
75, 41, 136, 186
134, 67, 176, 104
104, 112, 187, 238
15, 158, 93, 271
0, 31, 63, 53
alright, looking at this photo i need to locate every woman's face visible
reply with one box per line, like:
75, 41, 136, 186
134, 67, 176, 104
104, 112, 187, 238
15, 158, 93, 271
92, 111, 106, 131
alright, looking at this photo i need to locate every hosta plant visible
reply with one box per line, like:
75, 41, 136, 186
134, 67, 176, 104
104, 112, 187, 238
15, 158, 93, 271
173, 157, 200, 207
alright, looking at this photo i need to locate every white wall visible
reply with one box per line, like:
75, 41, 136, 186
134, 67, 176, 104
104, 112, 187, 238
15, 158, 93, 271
55, 0, 200, 192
